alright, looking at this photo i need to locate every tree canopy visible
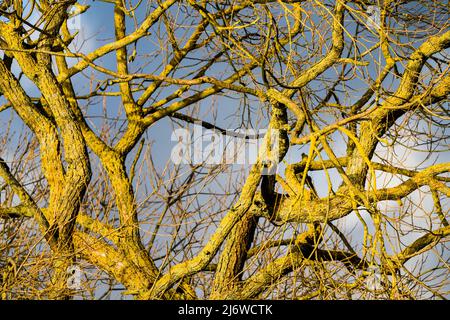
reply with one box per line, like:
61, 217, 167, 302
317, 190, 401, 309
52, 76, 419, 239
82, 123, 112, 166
0, 0, 449, 299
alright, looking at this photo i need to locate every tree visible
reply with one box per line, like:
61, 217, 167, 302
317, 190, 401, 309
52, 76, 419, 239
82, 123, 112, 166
0, 0, 448, 300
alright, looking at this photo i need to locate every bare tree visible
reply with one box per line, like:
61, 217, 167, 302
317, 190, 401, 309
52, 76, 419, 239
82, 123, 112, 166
0, 0, 448, 300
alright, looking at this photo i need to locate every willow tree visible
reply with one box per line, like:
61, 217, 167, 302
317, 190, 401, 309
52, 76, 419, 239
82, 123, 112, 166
0, 0, 448, 299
